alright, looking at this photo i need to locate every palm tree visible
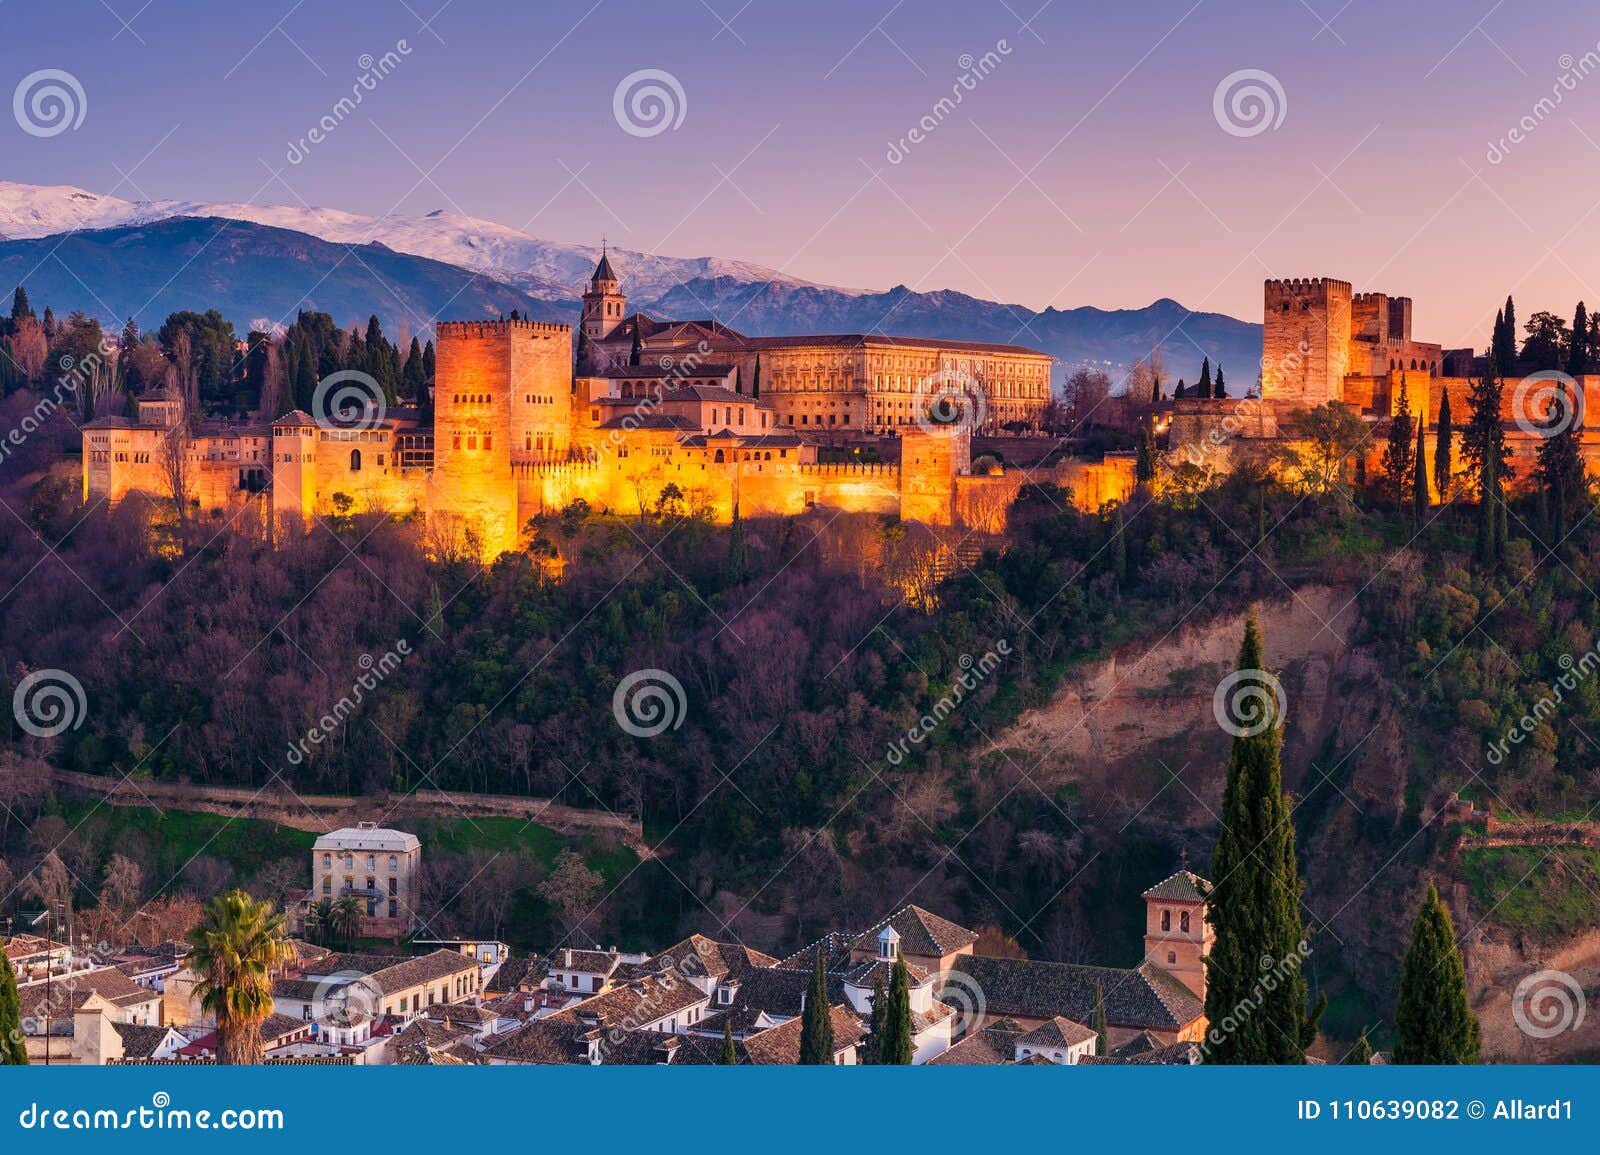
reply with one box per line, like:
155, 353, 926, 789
307, 898, 335, 946
331, 896, 363, 948
187, 889, 295, 1065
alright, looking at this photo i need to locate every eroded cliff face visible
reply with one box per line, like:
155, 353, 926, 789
988, 583, 1597, 1060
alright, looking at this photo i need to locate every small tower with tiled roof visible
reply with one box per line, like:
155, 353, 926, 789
1142, 870, 1212, 1003
581, 244, 626, 341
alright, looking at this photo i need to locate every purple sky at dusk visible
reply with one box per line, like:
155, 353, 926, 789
6, 0, 1600, 346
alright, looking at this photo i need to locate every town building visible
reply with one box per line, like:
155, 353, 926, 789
303, 822, 422, 938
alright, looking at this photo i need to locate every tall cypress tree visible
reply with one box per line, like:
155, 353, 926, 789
798, 950, 834, 1064
1090, 980, 1108, 1058
1214, 364, 1226, 399
1381, 384, 1416, 506
9, 284, 32, 322
1433, 389, 1453, 501
880, 957, 914, 1064
863, 978, 888, 1064
629, 323, 643, 368
1174, 378, 1187, 400
294, 335, 317, 413
1569, 302, 1590, 376
1461, 354, 1511, 488
1203, 616, 1322, 1064
1342, 1028, 1374, 1065
719, 1018, 738, 1064
0, 949, 26, 1064
751, 355, 761, 400
1393, 884, 1479, 1064
1197, 358, 1212, 400
1536, 381, 1586, 544
1497, 295, 1518, 372
1412, 413, 1428, 520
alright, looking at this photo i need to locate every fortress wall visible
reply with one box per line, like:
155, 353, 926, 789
1263, 278, 1352, 406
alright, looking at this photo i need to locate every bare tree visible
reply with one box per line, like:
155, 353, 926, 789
99, 853, 144, 914
158, 422, 194, 541
538, 849, 602, 940
1061, 368, 1112, 435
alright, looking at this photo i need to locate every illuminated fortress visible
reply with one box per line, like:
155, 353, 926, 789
82, 256, 1130, 556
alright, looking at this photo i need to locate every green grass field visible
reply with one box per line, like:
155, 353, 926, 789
1460, 845, 1600, 939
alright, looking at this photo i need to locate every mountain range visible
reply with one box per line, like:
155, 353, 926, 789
0, 180, 1262, 383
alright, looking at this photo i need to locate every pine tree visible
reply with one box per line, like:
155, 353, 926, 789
1412, 414, 1428, 520
1342, 1029, 1373, 1065
880, 957, 914, 1064
1174, 378, 1187, 400
1476, 447, 1501, 566
1197, 358, 1212, 400
1569, 301, 1590, 376
1203, 616, 1322, 1064
1393, 884, 1480, 1064
864, 978, 887, 1064
0, 949, 27, 1064
1433, 389, 1453, 501
798, 950, 834, 1064
1536, 381, 1587, 544
629, 323, 643, 368
1090, 980, 1108, 1057
1381, 384, 1416, 506
1214, 364, 1226, 399
719, 1018, 737, 1065
9, 284, 32, 322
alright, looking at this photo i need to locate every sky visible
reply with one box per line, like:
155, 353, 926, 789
5, 0, 1600, 345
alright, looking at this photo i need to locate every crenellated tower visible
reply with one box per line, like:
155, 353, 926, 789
1261, 276, 1352, 406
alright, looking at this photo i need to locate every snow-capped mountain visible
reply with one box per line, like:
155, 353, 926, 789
0, 180, 854, 303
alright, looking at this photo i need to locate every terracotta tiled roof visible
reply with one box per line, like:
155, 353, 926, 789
111, 1022, 180, 1059
480, 1016, 596, 1064
552, 970, 710, 1030
1079, 1041, 1201, 1065
1142, 870, 1209, 903
1017, 1015, 1095, 1050
848, 906, 978, 960
925, 1019, 1025, 1066
947, 955, 1203, 1032
616, 935, 778, 985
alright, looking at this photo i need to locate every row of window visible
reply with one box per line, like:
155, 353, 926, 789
323, 853, 400, 870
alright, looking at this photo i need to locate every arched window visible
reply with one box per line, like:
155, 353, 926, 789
350, 448, 361, 471
1180, 911, 1190, 933
1168, 951, 1177, 965
714, 449, 725, 463
1161, 909, 1171, 931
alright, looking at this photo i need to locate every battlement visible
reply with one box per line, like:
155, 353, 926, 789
1264, 277, 1350, 294
795, 462, 899, 477
436, 318, 571, 339
1351, 292, 1388, 308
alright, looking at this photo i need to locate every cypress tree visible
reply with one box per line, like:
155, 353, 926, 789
751, 355, 761, 399
1498, 295, 1518, 372
0, 949, 26, 1064
1461, 354, 1511, 488
1091, 980, 1108, 1057
1111, 504, 1127, 587
1393, 884, 1480, 1064
1174, 378, 1187, 400
1412, 413, 1428, 520
1197, 358, 1212, 400
1535, 381, 1586, 544
9, 284, 32, 321
1203, 616, 1322, 1064
881, 957, 914, 1064
402, 336, 425, 401
1150, 372, 1161, 403
1433, 390, 1453, 501
719, 1018, 737, 1064
1381, 384, 1415, 505
1569, 302, 1590, 376
1135, 421, 1158, 486
575, 325, 591, 373
1214, 364, 1226, 399
294, 335, 317, 413
864, 977, 887, 1064
629, 323, 643, 368
1342, 1028, 1374, 1065
798, 950, 834, 1064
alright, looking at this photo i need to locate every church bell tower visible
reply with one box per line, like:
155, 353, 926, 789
581, 244, 626, 341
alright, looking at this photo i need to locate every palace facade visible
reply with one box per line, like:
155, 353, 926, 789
82, 256, 1130, 557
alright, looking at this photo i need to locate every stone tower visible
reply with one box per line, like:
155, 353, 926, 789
430, 317, 571, 557
1142, 870, 1212, 1002
1261, 277, 1352, 406
580, 247, 626, 341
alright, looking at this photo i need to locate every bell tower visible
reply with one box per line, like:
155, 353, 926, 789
1142, 869, 1212, 1002
581, 244, 626, 341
